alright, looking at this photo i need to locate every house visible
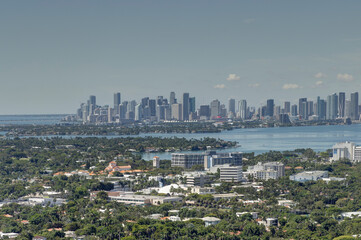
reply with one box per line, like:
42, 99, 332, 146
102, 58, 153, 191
202, 217, 221, 227
0, 232, 19, 239
236, 212, 258, 219
340, 212, 361, 219
32, 236, 47, 240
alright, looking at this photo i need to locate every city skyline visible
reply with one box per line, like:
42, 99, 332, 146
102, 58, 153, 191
1, 1, 361, 114
75, 90, 359, 124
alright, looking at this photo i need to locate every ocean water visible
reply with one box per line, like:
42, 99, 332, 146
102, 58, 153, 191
0, 115, 67, 125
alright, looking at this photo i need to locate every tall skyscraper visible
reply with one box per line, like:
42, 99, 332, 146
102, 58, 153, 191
113, 93, 121, 114
339, 92, 345, 118
141, 97, 149, 107
135, 104, 142, 121
291, 104, 298, 116
199, 105, 210, 118
284, 101, 290, 114
301, 101, 308, 120
189, 97, 196, 113
317, 96, 326, 120
266, 99, 274, 117
149, 99, 156, 116
228, 99, 235, 114
298, 98, 307, 119
182, 93, 190, 120
171, 103, 183, 120
327, 93, 338, 120
351, 92, 359, 120
239, 100, 247, 120
210, 100, 220, 119
170, 92, 176, 105
157, 96, 164, 106
307, 101, 314, 116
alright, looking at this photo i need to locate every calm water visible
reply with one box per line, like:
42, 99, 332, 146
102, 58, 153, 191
0, 115, 67, 125
0, 115, 360, 160
141, 124, 361, 160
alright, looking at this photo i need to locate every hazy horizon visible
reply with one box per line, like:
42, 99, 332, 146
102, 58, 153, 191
1, 1, 361, 114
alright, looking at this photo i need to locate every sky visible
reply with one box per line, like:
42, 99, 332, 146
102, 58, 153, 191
1, 1, 361, 114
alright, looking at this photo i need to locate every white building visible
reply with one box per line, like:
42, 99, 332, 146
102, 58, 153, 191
244, 162, 285, 180
340, 211, 361, 219
332, 141, 355, 161
219, 165, 243, 182
354, 146, 361, 162
202, 217, 221, 227
289, 171, 329, 182
153, 156, 160, 168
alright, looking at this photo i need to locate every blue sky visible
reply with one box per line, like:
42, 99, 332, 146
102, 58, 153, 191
1, 1, 361, 114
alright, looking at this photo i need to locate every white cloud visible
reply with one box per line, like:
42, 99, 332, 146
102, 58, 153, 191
315, 80, 323, 86
244, 18, 255, 24
226, 74, 241, 81
337, 73, 354, 82
314, 72, 327, 79
248, 83, 260, 88
282, 83, 300, 90
214, 84, 225, 89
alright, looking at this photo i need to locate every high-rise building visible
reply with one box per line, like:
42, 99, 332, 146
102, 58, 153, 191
170, 92, 176, 105
157, 96, 164, 106
351, 92, 359, 120
298, 98, 307, 119
182, 93, 190, 121
113, 93, 121, 114
141, 97, 149, 108
135, 104, 142, 121
156, 105, 165, 121
266, 99, 274, 117
284, 102, 290, 114
210, 100, 220, 119
89, 95, 96, 113
189, 97, 196, 113
199, 105, 210, 118
239, 100, 247, 120
171, 103, 183, 120
339, 92, 345, 118
317, 96, 326, 120
345, 100, 351, 119
228, 99, 235, 115
291, 104, 298, 116
307, 101, 314, 116
149, 99, 156, 117
327, 93, 338, 120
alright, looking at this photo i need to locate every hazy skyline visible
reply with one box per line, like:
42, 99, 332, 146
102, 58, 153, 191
1, 1, 361, 114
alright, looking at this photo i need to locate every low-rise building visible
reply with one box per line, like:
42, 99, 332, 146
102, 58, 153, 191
190, 186, 215, 195
202, 217, 221, 227
340, 212, 361, 219
185, 172, 212, 187
289, 171, 329, 182
236, 212, 258, 219
90, 191, 182, 206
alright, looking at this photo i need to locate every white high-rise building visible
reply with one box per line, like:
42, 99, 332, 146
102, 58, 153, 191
238, 100, 247, 120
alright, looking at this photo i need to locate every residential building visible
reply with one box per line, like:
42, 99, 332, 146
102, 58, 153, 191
332, 141, 355, 161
